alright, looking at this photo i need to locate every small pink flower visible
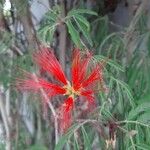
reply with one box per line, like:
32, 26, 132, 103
16, 48, 104, 132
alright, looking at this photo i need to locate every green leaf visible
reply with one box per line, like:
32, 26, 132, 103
74, 16, 93, 46
68, 9, 97, 16
45, 11, 58, 22
137, 93, 150, 104
66, 20, 81, 47
81, 126, 92, 150
147, 34, 150, 56
45, 26, 56, 43
128, 102, 150, 120
27, 144, 48, 150
117, 83, 124, 114
55, 121, 91, 150
38, 25, 56, 44
54, 124, 79, 150
111, 77, 135, 108
138, 111, 150, 124
94, 55, 124, 72
73, 14, 90, 30
74, 133, 80, 150
0, 31, 12, 54
136, 144, 150, 150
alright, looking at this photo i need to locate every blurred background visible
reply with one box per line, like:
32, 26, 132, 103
1, 0, 150, 149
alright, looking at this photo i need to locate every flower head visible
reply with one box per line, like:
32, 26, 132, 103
16, 47, 104, 133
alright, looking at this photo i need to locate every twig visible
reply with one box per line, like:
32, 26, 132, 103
117, 120, 150, 128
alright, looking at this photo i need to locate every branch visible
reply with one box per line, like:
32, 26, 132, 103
12, 0, 39, 52
58, 0, 67, 71
0, 90, 11, 150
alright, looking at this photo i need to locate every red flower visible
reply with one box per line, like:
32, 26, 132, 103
16, 48, 104, 133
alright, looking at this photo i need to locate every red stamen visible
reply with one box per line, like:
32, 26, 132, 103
72, 49, 92, 90
33, 47, 67, 84
16, 74, 66, 97
58, 97, 74, 133
82, 64, 103, 88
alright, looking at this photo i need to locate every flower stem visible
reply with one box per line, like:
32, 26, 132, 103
33, 74, 59, 145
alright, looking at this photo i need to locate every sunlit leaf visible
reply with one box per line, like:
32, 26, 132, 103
68, 9, 97, 16
74, 16, 93, 46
